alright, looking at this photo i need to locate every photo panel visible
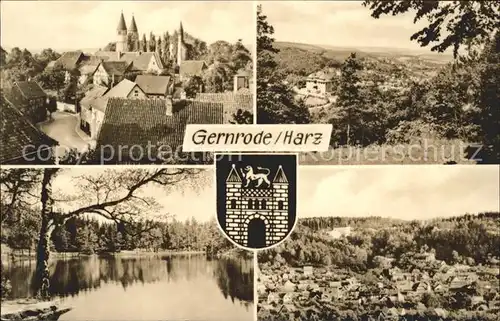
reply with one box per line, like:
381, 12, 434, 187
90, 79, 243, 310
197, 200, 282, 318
0, 0, 256, 165
256, 165, 500, 320
256, 1, 499, 165
0, 167, 255, 321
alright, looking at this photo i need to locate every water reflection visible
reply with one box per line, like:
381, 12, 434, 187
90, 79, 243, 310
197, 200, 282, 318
2, 254, 253, 320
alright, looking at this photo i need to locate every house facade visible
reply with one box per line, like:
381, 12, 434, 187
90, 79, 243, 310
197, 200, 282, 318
233, 69, 251, 92
93, 61, 130, 87
5, 81, 48, 123
80, 80, 146, 139
305, 70, 338, 96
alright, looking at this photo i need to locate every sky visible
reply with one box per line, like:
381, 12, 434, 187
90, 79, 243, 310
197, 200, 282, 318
52, 168, 215, 223
0, 1, 254, 51
261, 1, 448, 52
299, 166, 500, 220
49, 165, 500, 224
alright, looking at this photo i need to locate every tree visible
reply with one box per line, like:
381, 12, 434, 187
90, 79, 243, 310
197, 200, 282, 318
257, 5, 279, 83
0, 46, 7, 67
35, 48, 61, 69
331, 53, 364, 145
256, 6, 311, 124
363, 1, 500, 58
58, 68, 80, 103
148, 32, 156, 52
184, 76, 204, 98
103, 42, 116, 52
141, 34, 148, 52
35, 63, 65, 92
231, 39, 252, 71
3, 48, 43, 83
161, 32, 171, 66
230, 109, 253, 124
476, 32, 500, 163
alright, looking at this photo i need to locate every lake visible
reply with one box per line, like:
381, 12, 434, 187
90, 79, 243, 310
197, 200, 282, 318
2, 253, 254, 321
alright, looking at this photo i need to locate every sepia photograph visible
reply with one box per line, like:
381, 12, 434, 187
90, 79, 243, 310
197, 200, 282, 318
0, 1, 254, 165
257, 1, 499, 165
0, 168, 254, 321
257, 165, 500, 321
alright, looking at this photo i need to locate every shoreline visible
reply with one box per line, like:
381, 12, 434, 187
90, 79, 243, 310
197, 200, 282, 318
1, 250, 207, 263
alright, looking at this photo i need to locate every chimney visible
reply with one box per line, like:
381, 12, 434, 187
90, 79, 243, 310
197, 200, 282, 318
165, 95, 173, 116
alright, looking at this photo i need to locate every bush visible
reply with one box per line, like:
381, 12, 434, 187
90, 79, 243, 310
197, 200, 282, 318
385, 120, 440, 145
0, 264, 12, 301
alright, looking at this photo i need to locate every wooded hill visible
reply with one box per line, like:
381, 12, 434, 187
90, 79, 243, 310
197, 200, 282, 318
258, 212, 500, 271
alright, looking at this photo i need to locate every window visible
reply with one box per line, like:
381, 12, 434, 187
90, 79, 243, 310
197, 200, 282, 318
261, 200, 267, 210
230, 199, 236, 209
134, 90, 139, 97
278, 200, 284, 210
248, 199, 253, 209
254, 200, 259, 210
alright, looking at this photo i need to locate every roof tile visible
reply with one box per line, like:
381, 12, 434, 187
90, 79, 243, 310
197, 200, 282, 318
96, 98, 223, 163
0, 94, 56, 164
135, 75, 171, 95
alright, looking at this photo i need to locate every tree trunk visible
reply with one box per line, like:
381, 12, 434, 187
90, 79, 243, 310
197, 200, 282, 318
346, 123, 351, 146
33, 169, 58, 300
34, 216, 52, 300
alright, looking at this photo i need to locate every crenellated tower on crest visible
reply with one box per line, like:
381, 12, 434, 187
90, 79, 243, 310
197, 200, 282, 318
225, 165, 289, 247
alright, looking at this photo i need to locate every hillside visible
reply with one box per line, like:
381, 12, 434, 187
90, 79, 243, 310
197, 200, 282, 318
259, 212, 500, 268
272, 41, 452, 85
275, 41, 453, 64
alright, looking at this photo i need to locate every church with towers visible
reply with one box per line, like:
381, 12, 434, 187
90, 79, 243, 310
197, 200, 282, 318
113, 11, 192, 71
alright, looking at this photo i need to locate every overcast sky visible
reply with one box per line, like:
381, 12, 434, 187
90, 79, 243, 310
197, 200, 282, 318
299, 166, 500, 220
53, 168, 215, 223
1, 1, 254, 51
261, 1, 448, 52
50, 166, 499, 224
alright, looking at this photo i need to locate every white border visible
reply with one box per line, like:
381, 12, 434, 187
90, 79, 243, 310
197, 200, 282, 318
213, 152, 300, 252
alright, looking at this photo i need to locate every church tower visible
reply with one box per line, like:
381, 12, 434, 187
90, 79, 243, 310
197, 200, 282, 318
116, 12, 128, 53
129, 14, 139, 51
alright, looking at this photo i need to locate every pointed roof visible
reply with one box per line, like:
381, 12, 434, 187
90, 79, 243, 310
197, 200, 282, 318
226, 164, 242, 183
117, 12, 127, 32
179, 21, 184, 34
273, 165, 288, 183
129, 15, 138, 33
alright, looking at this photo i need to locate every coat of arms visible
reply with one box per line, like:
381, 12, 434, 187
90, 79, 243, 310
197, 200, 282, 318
216, 154, 297, 250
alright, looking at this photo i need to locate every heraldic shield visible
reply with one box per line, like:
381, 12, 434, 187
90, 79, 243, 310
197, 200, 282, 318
216, 154, 297, 250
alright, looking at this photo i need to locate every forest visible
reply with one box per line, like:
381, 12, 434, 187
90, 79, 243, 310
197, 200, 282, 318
2, 213, 233, 257
258, 212, 500, 270
257, 1, 499, 163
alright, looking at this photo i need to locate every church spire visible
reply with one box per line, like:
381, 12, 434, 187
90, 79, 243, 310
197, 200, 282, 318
117, 11, 127, 32
129, 14, 138, 33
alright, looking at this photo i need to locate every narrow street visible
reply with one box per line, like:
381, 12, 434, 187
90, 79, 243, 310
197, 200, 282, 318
38, 111, 92, 156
